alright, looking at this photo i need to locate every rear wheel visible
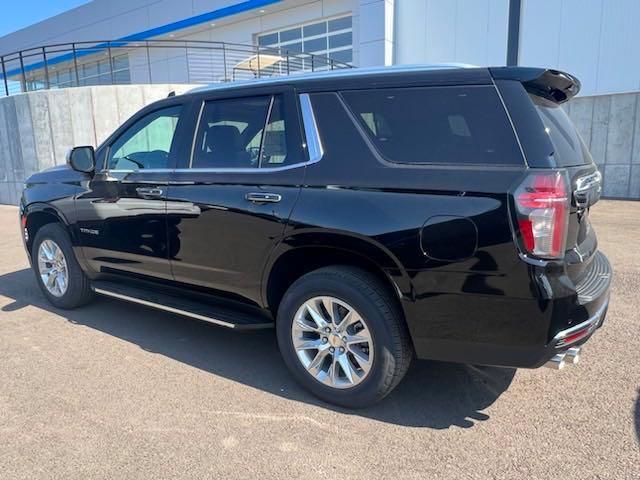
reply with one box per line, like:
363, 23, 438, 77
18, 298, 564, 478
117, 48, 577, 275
32, 223, 93, 309
276, 266, 412, 408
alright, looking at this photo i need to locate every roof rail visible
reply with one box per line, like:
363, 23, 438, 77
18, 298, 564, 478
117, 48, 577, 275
191, 62, 482, 94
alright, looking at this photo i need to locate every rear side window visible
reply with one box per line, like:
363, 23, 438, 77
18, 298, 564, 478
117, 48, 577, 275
342, 86, 523, 165
529, 94, 593, 167
191, 94, 297, 169
192, 96, 271, 169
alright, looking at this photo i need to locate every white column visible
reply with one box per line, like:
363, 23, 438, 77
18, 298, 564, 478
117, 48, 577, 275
354, 0, 394, 67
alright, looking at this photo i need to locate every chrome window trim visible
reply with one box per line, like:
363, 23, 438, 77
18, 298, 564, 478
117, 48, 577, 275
298, 93, 324, 163
99, 93, 325, 175
188, 100, 206, 168
98, 168, 173, 174
258, 96, 275, 168
167, 92, 323, 173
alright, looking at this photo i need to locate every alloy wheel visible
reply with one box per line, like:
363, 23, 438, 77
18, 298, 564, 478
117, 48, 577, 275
291, 296, 374, 389
37, 239, 69, 297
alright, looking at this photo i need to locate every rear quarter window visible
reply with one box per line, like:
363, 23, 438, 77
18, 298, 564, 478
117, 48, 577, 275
341, 86, 523, 166
529, 94, 593, 167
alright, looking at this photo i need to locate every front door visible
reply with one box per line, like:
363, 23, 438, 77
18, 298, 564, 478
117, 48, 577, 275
75, 102, 190, 280
164, 88, 306, 305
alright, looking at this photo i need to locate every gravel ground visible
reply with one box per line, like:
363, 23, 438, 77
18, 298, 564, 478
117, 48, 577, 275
0, 201, 638, 479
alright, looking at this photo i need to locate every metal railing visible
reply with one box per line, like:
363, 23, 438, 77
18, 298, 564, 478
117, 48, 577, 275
0, 39, 353, 97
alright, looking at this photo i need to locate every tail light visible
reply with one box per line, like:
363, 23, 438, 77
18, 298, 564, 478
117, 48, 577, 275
514, 171, 570, 259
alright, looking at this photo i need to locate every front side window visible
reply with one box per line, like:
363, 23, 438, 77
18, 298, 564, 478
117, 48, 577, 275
191, 95, 292, 169
342, 86, 523, 166
106, 105, 182, 170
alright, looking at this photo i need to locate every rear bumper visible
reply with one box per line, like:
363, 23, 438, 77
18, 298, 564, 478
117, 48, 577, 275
409, 251, 612, 368
528, 291, 609, 368
552, 295, 607, 348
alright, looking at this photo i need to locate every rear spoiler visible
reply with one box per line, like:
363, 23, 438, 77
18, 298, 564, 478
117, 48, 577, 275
489, 67, 581, 104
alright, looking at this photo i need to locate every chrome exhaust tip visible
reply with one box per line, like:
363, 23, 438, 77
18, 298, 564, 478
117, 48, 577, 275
564, 347, 581, 365
545, 353, 566, 370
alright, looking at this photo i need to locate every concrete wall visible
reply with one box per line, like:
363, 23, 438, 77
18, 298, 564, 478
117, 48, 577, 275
0, 85, 638, 205
0, 84, 196, 205
565, 92, 640, 198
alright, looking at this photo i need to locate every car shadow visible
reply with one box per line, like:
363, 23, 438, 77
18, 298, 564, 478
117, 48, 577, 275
636, 389, 640, 445
0, 268, 516, 428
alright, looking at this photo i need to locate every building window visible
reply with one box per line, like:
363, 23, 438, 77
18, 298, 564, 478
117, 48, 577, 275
23, 53, 130, 90
79, 53, 130, 86
257, 15, 353, 70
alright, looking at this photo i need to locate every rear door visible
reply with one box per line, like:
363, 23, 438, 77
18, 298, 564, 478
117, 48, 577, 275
164, 87, 307, 305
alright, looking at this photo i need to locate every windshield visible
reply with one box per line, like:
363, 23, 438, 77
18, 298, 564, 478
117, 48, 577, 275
529, 94, 593, 167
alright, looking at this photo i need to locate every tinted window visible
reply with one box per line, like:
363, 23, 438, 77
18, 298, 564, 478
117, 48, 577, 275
191, 95, 296, 169
107, 105, 182, 170
303, 22, 326, 37
280, 27, 301, 42
530, 94, 593, 167
329, 16, 352, 32
342, 86, 523, 165
193, 96, 270, 169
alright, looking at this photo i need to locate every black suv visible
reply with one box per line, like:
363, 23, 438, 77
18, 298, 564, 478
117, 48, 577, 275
20, 66, 611, 407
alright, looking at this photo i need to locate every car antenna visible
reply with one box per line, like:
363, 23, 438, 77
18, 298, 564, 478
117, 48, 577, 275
167, 91, 176, 97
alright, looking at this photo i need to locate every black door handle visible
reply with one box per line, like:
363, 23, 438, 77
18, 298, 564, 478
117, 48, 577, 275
245, 192, 282, 204
136, 187, 164, 199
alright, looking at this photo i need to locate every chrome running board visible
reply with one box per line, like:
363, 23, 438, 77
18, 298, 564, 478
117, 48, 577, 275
92, 281, 273, 330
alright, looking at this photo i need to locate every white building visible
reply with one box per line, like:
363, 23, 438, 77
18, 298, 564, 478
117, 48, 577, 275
1, 0, 639, 95
0, 0, 639, 198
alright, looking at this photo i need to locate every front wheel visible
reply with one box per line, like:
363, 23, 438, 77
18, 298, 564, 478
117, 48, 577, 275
276, 266, 413, 408
32, 223, 94, 309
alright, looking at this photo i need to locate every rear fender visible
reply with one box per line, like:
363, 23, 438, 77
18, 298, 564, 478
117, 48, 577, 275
262, 230, 414, 309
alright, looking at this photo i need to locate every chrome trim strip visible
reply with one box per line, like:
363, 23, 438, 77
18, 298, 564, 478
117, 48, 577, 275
299, 93, 324, 163
102, 162, 313, 174
553, 297, 608, 345
575, 170, 602, 192
100, 95, 324, 175
258, 96, 275, 168
171, 163, 307, 174
189, 100, 206, 168
245, 192, 282, 203
574, 170, 602, 208
100, 93, 324, 176
99, 168, 173, 174
93, 287, 238, 329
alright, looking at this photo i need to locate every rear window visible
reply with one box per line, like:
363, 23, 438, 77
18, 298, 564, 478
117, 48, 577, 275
341, 86, 523, 165
529, 94, 593, 167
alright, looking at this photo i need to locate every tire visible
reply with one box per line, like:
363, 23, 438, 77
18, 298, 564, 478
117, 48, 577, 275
32, 223, 94, 309
276, 266, 413, 408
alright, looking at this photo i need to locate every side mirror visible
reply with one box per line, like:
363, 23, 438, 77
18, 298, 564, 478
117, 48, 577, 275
67, 146, 96, 174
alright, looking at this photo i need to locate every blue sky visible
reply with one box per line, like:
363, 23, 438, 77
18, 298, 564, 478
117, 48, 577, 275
0, 1, 89, 38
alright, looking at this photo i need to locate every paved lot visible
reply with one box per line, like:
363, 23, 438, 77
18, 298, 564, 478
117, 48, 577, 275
0, 201, 638, 479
